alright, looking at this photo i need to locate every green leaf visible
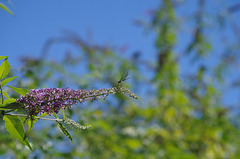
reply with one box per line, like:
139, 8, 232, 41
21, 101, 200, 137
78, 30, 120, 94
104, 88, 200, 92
3, 115, 33, 151
0, 3, 13, 15
1, 76, 18, 86
0, 101, 23, 110
53, 113, 57, 118
56, 121, 73, 143
6, 85, 30, 96
53, 113, 73, 142
0, 56, 8, 60
28, 120, 34, 133
2, 90, 10, 99
0, 58, 11, 80
62, 110, 66, 120
40, 112, 48, 117
27, 117, 37, 133
3, 98, 15, 104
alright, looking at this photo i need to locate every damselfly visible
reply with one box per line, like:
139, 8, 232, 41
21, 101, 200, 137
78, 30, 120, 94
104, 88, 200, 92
117, 71, 130, 86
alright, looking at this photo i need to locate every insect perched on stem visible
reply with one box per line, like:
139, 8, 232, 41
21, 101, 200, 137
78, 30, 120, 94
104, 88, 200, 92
117, 71, 130, 86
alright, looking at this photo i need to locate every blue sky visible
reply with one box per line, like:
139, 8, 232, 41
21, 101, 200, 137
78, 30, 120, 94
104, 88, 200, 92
1, 0, 158, 67
1, 0, 240, 107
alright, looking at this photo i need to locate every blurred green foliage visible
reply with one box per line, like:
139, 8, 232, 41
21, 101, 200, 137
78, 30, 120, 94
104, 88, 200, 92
1, 0, 240, 158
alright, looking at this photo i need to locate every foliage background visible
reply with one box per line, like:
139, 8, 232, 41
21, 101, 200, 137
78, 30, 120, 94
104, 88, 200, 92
1, 0, 240, 158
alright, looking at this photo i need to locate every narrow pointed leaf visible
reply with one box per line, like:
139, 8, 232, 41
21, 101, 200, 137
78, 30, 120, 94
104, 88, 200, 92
3, 115, 33, 151
1, 76, 18, 86
0, 58, 11, 80
28, 120, 34, 133
40, 112, 48, 117
2, 90, 10, 99
6, 85, 30, 96
53, 113, 57, 118
62, 110, 66, 120
28, 117, 37, 133
3, 98, 15, 104
57, 121, 73, 143
0, 56, 8, 60
0, 3, 13, 15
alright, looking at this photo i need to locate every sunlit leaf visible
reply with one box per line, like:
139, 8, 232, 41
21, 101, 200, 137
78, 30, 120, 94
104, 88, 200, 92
1, 76, 18, 86
6, 85, 30, 96
2, 90, 10, 99
62, 110, 66, 120
3, 98, 15, 104
3, 115, 33, 151
0, 3, 13, 15
27, 117, 38, 133
0, 56, 8, 60
53, 113, 57, 119
0, 58, 11, 80
40, 112, 48, 117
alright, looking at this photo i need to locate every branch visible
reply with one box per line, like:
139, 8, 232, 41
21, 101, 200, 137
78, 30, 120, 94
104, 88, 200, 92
4, 113, 63, 122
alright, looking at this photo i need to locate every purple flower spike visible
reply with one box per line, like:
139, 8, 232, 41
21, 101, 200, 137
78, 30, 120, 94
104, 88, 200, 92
16, 87, 138, 117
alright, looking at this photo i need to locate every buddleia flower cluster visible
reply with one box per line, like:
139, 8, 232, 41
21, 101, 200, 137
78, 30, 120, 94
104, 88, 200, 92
16, 87, 138, 117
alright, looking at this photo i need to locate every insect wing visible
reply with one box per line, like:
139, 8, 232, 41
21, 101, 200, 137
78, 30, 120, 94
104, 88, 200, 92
121, 71, 129, 81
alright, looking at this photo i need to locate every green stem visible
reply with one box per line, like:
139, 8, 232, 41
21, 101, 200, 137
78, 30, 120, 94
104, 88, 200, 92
4, 113, 63, 121
0, 83, 4, 104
